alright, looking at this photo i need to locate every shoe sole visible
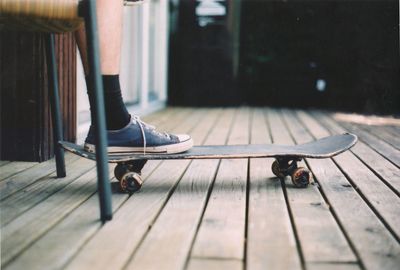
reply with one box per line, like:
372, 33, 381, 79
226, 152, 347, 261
84, 138, 194, 155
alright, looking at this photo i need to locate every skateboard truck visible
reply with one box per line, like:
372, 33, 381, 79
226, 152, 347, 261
114, 159, 147, 193
272, 157, 312, 188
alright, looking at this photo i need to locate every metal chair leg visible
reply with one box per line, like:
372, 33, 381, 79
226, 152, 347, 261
46, 34, 66, 178
84, 0, 113, 222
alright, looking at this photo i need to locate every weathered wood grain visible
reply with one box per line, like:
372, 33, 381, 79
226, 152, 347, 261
307, 263, 361, 270
246, 108, 302, 270
4, 187, 125, 270
312, 111, 400, 194
330, 115, 400, 167
141, 106, 178, 125
0, 161, 11, 166
190, 107, 249, 262
271, 109, 358, 266
280, 109, 357, 264
124, 109, 225, 270
1, 167, 105, 267
360, 125, 400, 150
3, 107, 399, 270
385, 126, 400, 137
63, 109, 205, 270
0, 161, 37, 181
297, 110, 400, 270
0, 157, 95, 227
0, 153, 79, 200
3, 107, 187, 270
159, 107, 198, 134
334, 151, 400, 238
187, 258, 242, 270
3, 160, 162, 270
299, 111, 400, 240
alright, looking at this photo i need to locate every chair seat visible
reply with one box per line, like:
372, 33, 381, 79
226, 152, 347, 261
0, 0, 83, 32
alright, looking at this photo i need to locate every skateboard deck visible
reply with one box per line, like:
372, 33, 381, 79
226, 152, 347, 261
61, 133, 357, 162
60, 133, 357, 191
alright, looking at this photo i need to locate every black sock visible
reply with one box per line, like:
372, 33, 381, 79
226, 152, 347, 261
86, 74, 130, 130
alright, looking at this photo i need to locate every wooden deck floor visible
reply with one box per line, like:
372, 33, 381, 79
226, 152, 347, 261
1, 107, 399, 270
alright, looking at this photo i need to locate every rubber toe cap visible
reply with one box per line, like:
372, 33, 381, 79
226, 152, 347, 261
176, 134, 192, 143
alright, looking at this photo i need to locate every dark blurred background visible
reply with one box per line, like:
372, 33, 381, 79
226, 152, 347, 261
168, 0, 399, 114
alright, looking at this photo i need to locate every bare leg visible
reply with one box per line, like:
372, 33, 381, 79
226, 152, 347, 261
76, 0, 123, 75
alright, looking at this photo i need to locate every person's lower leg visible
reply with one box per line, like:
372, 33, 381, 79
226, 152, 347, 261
75, 0, 129, 130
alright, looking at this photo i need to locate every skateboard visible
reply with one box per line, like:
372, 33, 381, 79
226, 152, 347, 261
60, 133, 357, 193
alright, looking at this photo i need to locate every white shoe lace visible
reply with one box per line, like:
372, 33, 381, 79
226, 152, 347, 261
131, 115, 171, 155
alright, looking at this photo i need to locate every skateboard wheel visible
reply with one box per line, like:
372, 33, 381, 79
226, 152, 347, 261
120, 172, 143, 193
272, 160, 285, 178
291, 167, 311, 188
114, 164, 129, 181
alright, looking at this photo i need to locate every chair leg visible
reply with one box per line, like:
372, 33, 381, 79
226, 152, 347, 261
84, 0, 113, 222
46, 34, 66, 178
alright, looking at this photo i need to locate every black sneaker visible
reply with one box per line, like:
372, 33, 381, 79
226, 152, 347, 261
84, 116, 193, 154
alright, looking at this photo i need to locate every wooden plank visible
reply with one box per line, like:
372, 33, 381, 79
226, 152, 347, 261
385, 126, 400, 137
4, 191, 125, 270
162, 108, 199, 134
189, 108, 249, 262
295, 110, 400, 270
0, 161, 11, 167
303, 158, 400, 269
0, 153, 79, 200
142, 107, 180, 126
307, 263, 361, 270
270, 109, 357, 265
333, 151, 400, 238
187, 258, 242, 270
311, 111, 400, 194
123, 109, 226, 270
0, 157, 95, 227
246, 108, 302, 270
62, 109, 206, 270
0, 161, 37, 181
190, 109, 224, 146
140, 107, 169, 122
360, 125, 400, 150
4, 161, 161, 270
64, 160, 191, 270
298, 111, 400, 240
1, 167, 108, 267
330, 115, 400, 167
146, 108, 192, 134
166, 108, 209, 137
141, 107, 184, 129
4, 109, 191, 270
